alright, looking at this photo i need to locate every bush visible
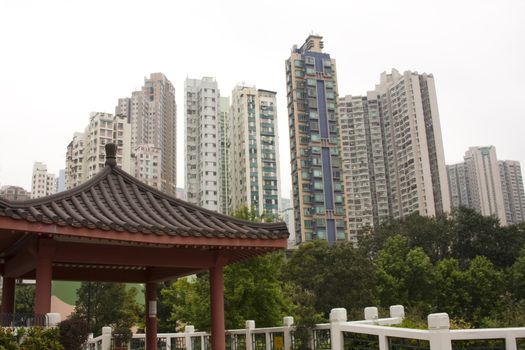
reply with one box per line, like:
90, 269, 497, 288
58, 318, 90, 350
0, 328, 18, 350
20, 327, 63, 350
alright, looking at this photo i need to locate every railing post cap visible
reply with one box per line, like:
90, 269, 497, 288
364, 307, 379, 320
428, 313, 450, 330
246, 320, 255, 329
102, 326, 112, 335
185, 325, 195, 333
389, 305, 405, 318
283, 316, 294, 326
88, 333, 94, 340
330, 308, 347, 322
46, 312, 61, 326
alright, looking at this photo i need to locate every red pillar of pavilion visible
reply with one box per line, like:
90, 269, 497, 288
34, 237, 55, 319
1, 277, 15, 324
145, 282, 158, 350
210, 265, 225, 350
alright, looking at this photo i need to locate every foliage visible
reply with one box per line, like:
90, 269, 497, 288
14, 284, 35, 315
58, 318, 90, 350
112, 324, 133, 347
72, 282, 142, 335
0, 328, 18, 350
287, 287, 324, 350
19, 327, 63, 350
284, 240, 377, 319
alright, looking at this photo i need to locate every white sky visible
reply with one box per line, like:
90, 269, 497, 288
0, 0, 524, 198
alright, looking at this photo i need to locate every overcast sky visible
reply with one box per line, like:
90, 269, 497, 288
1, 0, 524, 198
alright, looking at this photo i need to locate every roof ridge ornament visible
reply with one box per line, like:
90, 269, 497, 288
105, 143, 117, 167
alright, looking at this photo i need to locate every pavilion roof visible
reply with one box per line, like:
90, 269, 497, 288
0, 156, 289, 243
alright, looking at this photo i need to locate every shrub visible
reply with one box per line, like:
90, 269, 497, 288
58, 319, 90, 350
20, 327, 63, 350
0, 327, 18, 350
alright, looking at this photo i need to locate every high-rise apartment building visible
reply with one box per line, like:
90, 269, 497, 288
286, 35, 347, 244
117, 73, 177, 195
447, 162, 470, 209
31, 162, 56, 199
132, 144, 162, 190
219, 97, 231, 214
448, 146, 509, 225
184, 77, 222, 212
338, 94, 389, 240
499, 160, 525, 225
65, 113, 131, 189
229, 85, 281, 217
338, 70, 450, 241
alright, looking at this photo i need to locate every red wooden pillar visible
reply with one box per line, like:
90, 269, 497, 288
145, 282, 157, 350
210, 265, 225, 350
1, 277, 15, 324
34, 238, 55, 319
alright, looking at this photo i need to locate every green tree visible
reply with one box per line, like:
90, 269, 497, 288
507, 247, 525, 300
434, 258, 471, 320
72, 282, 142, 335
15, 283, 35, 315
375, 235, 435, 312
284, 240, 377, 319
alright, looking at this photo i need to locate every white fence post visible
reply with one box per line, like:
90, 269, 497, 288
246, 320, 255, 350
505, 335, 517, 350
101, 326, 112, 350
330, 308, 347, 350
389, 305, 405, 319
364, 307, 378, 322
45, 313, 61, 327
283, 316, 294, 350
185, 325, 195, 350
428, 313, 452, 350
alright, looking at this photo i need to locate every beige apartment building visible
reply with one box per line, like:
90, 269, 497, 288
338, 70, 450, 240
31, 162, 56, 199
65, 113, 131, 189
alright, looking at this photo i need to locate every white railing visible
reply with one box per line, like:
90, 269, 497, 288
84, 305, 525, 350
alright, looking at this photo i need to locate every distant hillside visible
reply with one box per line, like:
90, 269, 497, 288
52, 281, 145, 307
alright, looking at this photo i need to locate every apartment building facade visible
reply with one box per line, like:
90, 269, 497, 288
499, 160, 525, 225
184, 77, 222, 212
286, 35, 347, 244
31, 162, 56, 199
229, 85, 281, 218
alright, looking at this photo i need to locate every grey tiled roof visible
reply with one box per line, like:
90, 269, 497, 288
0, 166, 289, 240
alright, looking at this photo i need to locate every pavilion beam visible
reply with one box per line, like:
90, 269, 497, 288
210, 263, 225, 350
53, 242, 217, 268
3, 242, 36, 278
34, 237, 55, 318
145, 282, 158, 350
147, 267, 202, 282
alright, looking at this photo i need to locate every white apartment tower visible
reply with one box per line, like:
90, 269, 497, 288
229, 85, 281, 217
499, 160, 525, 225
184, 77, 222, 212
65, 113, 131, 189
464, 146, 507, 224
338, 70, 450, 238
31, 162, 56, 199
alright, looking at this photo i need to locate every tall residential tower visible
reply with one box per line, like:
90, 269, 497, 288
184, 77, 222, 212
338, 70, 450, 241
286, 35, 347, 244
229, 85, 281, 217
